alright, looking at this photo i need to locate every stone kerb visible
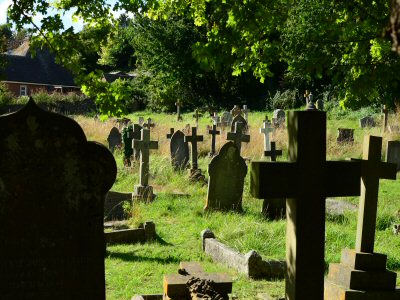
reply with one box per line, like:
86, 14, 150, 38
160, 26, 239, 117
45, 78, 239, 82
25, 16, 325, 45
201, 229, 285, 279
105, 221, 156, 245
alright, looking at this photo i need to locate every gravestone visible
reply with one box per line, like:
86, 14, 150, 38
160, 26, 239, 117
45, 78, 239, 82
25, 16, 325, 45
250, 110, 361, 300
386, 140, 400, 171
184, 127, 204, 180
316, 98, 324, 111
359, 116, 376, 128
132, 128, 159, 201
107, 126, 122, 153
260, 118, 274, 152
227, 121, 250, 154
220, 111, 233, 129
230, 105, 241, 117
104, 191, 132, 221
138, 116, 144, 125
143, 118, 155, 130
262, 142, 285, 219
337, 128, 354, 143
0, 99, 117, 299
272, 109, 286, 127
193, 109, 203, 128
170, 130, 190, 171
242, 105, 250, 122
211, 112, 219, 125
116, 117, 131, 129
163, 262, 232, 300
205, 142, 247, 212
208, 124, 220, 157
175, 100, 183, 121
230, 114, 248, 133
325, 135, 398, 299
382, 105, 389, 133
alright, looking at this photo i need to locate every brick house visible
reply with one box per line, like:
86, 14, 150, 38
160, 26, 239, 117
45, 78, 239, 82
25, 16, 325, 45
1, 41, 80, 97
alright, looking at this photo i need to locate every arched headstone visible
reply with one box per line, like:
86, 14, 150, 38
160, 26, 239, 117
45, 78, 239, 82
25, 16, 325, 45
170, 130, 190, 170
230, 114, 248, 133
205, 142, 247, 211
0, 99, 116, 300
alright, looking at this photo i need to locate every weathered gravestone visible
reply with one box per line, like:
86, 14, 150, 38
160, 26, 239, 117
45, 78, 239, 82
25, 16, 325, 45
220, 111, 233, 129
242, 105, 250, 122
382, 105, 389, 133
227, 121, 250, 154
272, 109, 286, 127
169, 130, 190, 171
138, 116, 145, 125
337, 128, 355, 143
175, 100, 183, 121
230, 105, 241, 117
0, 99, 117, 300
315, 98, 324, 111
132, 128, 159, 201
230, 114, 248, 133
104, 191, 132, 221
107, 126, 122, 153
325, 135, 398, 299
359, 115, 376, 128
386, 140, 400, 171
205, 142, 247, 212
250, 109, 361, 300
143, 118, 155, 130
163, 262, 232, 300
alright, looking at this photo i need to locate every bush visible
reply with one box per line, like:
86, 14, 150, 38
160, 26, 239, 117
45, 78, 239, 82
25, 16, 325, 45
0, 83, 14, 108
266, 89, 301, 110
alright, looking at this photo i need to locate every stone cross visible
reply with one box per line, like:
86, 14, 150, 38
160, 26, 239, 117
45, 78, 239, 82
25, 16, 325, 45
175, 100, 183, 121
242, 105, 250, 122
166, 128, 175, 139
163, 262, 232, 299
208, 124, 220, 156
250, 110, 361, 300
0, 99, 116, 299
226, 122, 250, 154
143, 118, 155, 130
184, 126, 203, 170
260, 119, 274, 152
264, 141, 282, 161
193, 109, 202, 128
382, 105, 389, 133
133, 129, 158, 187
354, 135, 397, 253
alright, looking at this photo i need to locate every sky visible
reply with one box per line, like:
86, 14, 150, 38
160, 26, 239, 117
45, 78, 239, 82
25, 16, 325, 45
0, 0, 125, 32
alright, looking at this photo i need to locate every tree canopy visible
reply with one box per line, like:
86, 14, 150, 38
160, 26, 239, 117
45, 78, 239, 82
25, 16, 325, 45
4, 0, 400, 114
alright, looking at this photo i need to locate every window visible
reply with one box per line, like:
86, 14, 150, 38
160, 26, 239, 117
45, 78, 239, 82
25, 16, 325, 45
20, 85, 27, 96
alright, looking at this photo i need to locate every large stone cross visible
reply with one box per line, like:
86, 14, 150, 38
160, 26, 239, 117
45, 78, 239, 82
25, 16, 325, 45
163, 262, 232, 299
184, 127, 203, 170
227, 122, 250, 154
132, 129, 158, 187
250, 110, 361, 300
208, 124, 220, 156
260, 118, 274, 151
355, 135, 397, 253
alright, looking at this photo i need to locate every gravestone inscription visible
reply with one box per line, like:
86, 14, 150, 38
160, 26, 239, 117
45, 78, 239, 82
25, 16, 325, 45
0, 99, 117, 300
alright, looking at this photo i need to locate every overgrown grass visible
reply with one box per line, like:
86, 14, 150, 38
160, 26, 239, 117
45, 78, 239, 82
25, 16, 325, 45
74, 108, 400, 300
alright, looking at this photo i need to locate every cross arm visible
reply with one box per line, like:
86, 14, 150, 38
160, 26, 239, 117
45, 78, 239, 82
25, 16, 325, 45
378, 162, 397, 180
324, 161, 361, 197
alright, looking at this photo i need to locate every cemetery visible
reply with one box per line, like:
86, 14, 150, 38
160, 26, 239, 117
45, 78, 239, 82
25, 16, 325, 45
2, 2, 400, 299
1, 98, 400, 300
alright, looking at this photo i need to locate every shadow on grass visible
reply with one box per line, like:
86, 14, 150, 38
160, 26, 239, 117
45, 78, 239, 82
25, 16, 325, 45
106, 251, 180, 264
154, 235, 174, 246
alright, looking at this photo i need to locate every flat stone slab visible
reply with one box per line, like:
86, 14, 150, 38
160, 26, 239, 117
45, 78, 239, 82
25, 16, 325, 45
105, 221, 156, 245
131, 295, 163, 300
201, 229, 285, 279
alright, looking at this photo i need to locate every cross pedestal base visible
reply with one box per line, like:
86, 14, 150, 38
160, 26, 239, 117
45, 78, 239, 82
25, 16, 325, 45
262, 198, 286, 219
188, 168, 206, 183
325, 249, 400, 300
133, 185, 156, 202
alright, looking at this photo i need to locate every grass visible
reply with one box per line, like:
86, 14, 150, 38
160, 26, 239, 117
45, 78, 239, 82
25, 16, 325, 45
73, 109, 400, 300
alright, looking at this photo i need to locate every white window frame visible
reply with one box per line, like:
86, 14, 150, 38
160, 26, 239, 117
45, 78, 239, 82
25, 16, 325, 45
20, 85, 27, 96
